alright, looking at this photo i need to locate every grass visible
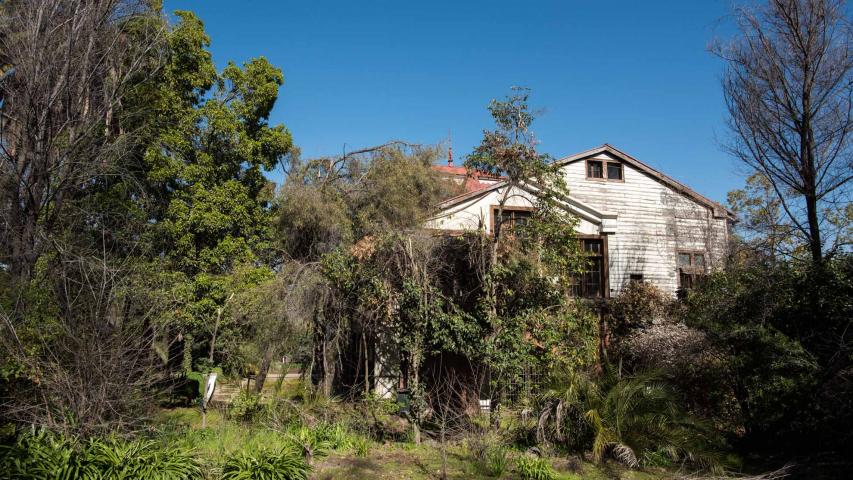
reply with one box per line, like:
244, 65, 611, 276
314, 441, 667, 480
156, 406, 672, 480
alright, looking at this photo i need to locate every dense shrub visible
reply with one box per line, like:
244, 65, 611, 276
607, 281, 673, 333
537, 369, 727, 472
473, 442, 510, 477
229, 391, 264, 423
681, 255, 852, 456
611, 319, 735, 424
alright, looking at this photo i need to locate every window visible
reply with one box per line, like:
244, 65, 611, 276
629, 273, 644, 283
587, 160, 603, 178
607, 162, 623, 180
677, 251, 706, 296
493, 207, 533, 239
586, 159, 623, 181
572, 238, 606, 299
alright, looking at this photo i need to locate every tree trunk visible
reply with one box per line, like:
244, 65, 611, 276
805, 191, 823, 265
362, 329, 370, 398
254, 346, 275, 393
322, 338, 334, 396
208, 308, 221, 364
412, 365, 421, 444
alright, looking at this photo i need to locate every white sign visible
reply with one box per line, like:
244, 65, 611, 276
203, 373, 217, 408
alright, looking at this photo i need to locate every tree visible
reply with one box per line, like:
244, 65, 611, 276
0, 0, 172, 436
464, 89, 593, 398
0, 0, 163, 277
714, 0, 853, 264
466, 88, 574, 264
728, 173, 804, 260
228, 270, 310, 393
142, 11, 293, 369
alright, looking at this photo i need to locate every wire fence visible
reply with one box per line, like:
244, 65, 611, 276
499, 365, 546, 407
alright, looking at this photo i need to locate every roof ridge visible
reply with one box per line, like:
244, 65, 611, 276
555, 144, 734, 219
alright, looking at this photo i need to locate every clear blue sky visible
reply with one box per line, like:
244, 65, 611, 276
164, 0, 745, 204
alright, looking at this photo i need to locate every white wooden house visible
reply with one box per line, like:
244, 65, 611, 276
427, 144, 734, 298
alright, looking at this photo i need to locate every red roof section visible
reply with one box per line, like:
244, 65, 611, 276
431, 164, 504, 194
432, 165, 469, 176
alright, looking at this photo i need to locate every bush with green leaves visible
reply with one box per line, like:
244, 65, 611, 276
315, 422, 370, 456
229, 390, 264, 423
0, 429, 201, 480
680, 255, 851, 455
474, 443, 509, 477
0, 429, 88, 479
221, 447, 309, 480
537, 368, 727, 473
284, 425, 330, 465
515, 455, 555, 480
82, 437, 201, 480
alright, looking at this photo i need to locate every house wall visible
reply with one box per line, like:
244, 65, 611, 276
427, 151, 731, 297
561, 152, 730, 295
427, 185, 601, 235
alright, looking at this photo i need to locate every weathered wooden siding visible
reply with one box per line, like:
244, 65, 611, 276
427, 149, 731, 297
427, 185, 601, 235
561, 152, 729, 295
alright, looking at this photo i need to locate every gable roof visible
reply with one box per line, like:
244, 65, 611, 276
430, 180, 618, 233
555, 144, 735, 220
434, 144, 734, 220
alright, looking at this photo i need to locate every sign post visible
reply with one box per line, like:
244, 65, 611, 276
201, 373, 217, 429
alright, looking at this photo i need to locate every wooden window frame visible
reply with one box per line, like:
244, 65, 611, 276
573, 234, 610, 299
585, 159, 624, 182
586, 160, 604, 179
490, 205, 535, 239
676, 250, 706, 294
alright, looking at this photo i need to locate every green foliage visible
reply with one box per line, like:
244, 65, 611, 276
681, 253, 852, 454
0, 429, 201, 480
229, 391, 264, 423
465, 88, 553, 185
472, 441, 510, 477
538, 369, 727, 472
278, 145, 447, 262
221, 447, 309, 480
515, 455, 556, 480
348, 435, 371, 457
82, 437, 201, 480
0, 429, 88, 480
727, 173, 804, 259
136, 10, 292, 374
285, 425, 330, 465
461, 89, 593, 394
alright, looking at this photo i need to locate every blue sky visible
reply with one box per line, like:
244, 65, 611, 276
164, 0, 745, 204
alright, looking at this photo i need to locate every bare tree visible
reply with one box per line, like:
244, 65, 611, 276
714, 0, 853, 263
0, 252, 175, 437
0, 0, 163, 277
422, 358, 481, 480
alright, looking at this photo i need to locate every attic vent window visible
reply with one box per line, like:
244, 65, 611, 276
586, 159, 623, 181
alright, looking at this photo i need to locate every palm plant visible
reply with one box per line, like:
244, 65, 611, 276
537, 368, 726, 472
